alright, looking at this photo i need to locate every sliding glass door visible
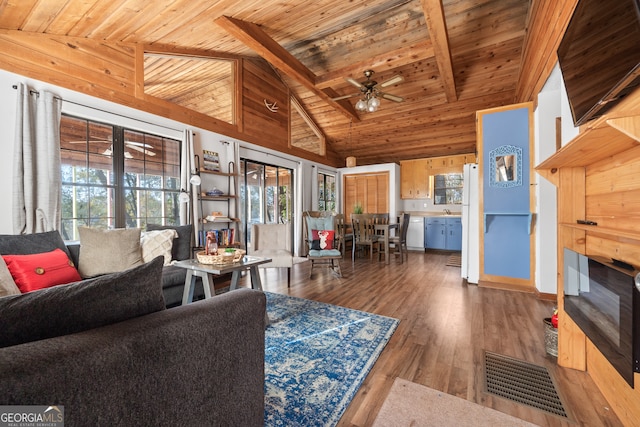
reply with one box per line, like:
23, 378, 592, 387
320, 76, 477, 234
240, 160, 293, 248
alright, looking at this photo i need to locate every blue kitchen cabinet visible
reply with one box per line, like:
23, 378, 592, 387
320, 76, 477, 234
425, 217, 446, 250
425, 217, 462, 250
446, 217, 462, 250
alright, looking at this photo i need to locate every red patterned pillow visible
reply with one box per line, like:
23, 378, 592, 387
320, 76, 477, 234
2, 248, 82, 293
311, 229, 334, 250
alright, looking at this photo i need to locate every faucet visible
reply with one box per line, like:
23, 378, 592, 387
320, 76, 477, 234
443, 209, 451, 215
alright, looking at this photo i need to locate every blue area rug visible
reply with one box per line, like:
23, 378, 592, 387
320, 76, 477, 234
264, 292, 399, 426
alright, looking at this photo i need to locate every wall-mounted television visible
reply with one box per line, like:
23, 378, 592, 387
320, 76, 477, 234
557, 0, 640, 126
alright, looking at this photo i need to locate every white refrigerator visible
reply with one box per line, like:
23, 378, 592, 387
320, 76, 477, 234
461, 163, 480, 284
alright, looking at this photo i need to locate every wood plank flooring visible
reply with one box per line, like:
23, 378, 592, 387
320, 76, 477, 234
247, 251, 623, 427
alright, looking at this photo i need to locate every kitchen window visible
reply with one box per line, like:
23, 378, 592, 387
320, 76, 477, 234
433, 173, 463, 205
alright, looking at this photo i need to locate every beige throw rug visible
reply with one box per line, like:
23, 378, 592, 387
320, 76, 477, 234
372, 378, 540, 427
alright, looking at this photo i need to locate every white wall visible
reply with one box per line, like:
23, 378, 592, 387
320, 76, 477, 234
534, 64, 579, 294
0, 69, 339, 254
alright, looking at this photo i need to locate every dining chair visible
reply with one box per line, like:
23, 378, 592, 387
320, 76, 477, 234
389, 213, 410, 263
334, 214, 353, 259
371, 213, 390, 248
351, 213, 378, 261
371, 213, 389, 225
302, 211, 342, 278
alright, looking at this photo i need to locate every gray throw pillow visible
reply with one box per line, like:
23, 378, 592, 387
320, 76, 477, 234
78, 227, 143, 278
0, 230, 71, 259
0, 256, 165, 349
146, 224, 193, 261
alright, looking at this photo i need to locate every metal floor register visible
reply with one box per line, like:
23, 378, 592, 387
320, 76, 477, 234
484, 351, 568, 418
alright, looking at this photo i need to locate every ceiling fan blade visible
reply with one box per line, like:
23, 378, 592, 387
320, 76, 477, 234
346, 77, 365, 89
380, 92, 404, 103
331, 93, 360, 101
379, 75, 404, 88
126, 144, 156, 156
125, 141, 154, 149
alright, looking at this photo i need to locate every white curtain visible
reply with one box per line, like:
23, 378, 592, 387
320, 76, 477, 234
13, 84, 62, 234
180, 129, 195, 226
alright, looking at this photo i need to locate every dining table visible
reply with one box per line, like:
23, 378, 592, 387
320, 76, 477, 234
374, 222, 399, 264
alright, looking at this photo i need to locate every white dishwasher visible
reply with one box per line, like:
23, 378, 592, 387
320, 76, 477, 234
406, 216, 425, 251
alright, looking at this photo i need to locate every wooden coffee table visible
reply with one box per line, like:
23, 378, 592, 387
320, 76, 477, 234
174, 256, 272, 305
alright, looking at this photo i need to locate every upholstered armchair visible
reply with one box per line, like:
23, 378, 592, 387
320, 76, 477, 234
250, 223, 293, 287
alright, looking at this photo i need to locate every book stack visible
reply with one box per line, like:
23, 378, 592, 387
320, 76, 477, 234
198, 228, 235, 247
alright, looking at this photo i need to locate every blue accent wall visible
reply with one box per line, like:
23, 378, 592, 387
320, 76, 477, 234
482, 106, 531, 280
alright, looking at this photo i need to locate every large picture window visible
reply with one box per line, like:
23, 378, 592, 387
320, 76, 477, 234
59, 114, 182, 240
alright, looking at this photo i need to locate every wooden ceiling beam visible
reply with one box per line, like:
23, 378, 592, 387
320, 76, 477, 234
214, 15, 360, 122
315, 41, 435, 89
420, 0, 457, 102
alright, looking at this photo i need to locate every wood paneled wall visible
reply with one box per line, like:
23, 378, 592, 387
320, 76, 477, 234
0, 29, 341, 167
515, 0, 578, 104
539, 90, 640, 426
241, 59, 289, 146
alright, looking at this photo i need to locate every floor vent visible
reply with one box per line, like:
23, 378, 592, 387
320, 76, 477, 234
484, 351, 568, 418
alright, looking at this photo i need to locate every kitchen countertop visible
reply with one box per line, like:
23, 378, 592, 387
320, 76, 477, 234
402, 211, 462, 218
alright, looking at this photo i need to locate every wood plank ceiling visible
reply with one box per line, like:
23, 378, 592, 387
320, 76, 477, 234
0, 0, 559, 166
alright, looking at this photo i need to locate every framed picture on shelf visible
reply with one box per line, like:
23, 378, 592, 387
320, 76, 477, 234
202, 150, 220, 172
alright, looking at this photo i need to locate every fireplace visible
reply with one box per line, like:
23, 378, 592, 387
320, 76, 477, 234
564, 248, 640, 387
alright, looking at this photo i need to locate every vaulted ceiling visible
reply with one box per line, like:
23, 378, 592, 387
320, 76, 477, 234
0, 0, 575, 166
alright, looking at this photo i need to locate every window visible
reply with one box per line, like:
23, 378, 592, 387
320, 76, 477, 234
318, 172, 336, 211
59, 114, 182, 240
433, 173, 463, 205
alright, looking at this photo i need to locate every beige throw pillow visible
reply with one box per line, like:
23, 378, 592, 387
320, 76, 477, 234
0, 258, 20, 297
78, 227, 143, 278
140, 229, 177, 266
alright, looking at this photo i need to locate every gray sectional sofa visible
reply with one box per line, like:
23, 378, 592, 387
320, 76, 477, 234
64, 224, 204, 307
0, 230, 266, 426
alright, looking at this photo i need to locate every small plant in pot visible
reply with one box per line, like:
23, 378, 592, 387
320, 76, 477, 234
353, 202, 363, 214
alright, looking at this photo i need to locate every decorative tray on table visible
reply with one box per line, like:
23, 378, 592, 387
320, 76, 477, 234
196, 248, 245, 265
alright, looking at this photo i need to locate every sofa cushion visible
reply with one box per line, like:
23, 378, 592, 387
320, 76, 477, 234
0, 256, 165, 349
140, 229, 178, 266
146, 224, 193, 261
2, 248, 81, 293
78, 227, 143, 278
0, 230, 71, 259
0, 258, 20, 297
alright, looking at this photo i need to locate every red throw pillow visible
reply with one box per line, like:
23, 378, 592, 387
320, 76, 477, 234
2, 248, 82, 293
311, 229, 334, 250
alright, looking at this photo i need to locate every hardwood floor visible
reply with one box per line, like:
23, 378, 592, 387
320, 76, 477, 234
250, 251, 623, 427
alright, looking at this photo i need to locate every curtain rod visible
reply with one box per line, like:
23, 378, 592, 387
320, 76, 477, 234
12, 84, 183, 133
243, 146, 301, 165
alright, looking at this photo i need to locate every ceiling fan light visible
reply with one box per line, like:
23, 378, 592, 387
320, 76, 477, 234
355, 99, 367, 111
369, 97, 381, 109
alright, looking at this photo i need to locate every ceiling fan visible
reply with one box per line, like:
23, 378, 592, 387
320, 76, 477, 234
331, 70, 404, 112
